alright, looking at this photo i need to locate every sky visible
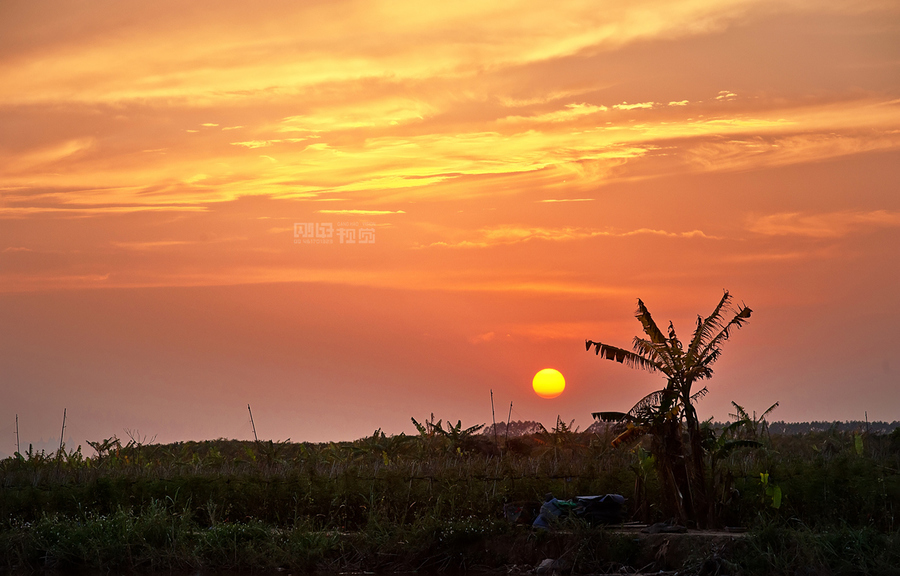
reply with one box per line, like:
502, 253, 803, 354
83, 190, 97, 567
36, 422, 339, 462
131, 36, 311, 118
1, 0, 899, 454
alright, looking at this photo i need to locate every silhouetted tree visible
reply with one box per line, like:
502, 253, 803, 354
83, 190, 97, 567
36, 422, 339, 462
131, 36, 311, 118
586, 290, 751, 527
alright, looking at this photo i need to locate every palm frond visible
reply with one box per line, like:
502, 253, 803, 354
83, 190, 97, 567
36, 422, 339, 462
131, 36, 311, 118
759, 401, 780, 420
667, 321, 684, 355
690, 386, 709, 403
586, 340, 661, 372
635, 299, 668, 344
631, 337, 672, 370
719, 419, 747, 437
684, 364, 714, 383
716, 439, 763, 457
729, 401, 750, 422
592, 411, 631, 422
411, 417, 427, 436
626, 389, 677, 422
687, 290, 733, 360
611, 424, 649, 448
694, 303, 752, 366
684, 346, 720, 380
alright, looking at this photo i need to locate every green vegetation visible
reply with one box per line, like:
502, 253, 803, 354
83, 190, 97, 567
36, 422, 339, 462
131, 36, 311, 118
1, 423, 899, 573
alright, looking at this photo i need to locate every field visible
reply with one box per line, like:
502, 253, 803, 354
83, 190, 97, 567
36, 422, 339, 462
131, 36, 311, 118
2, 421, 900, 575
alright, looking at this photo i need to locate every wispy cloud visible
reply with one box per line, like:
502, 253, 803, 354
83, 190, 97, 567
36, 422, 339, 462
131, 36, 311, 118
317, 209, 406, 215
469, 321, 606, 342
230, 138, 306, 148
683, 130, 900, 173
499, 321, 608, 341
2, 139, 94, 173
748, 210, 900, 238
230, 140, 273, 149
619, 228, 716, 238
111, 240, 195, 250
279, 100, 433, 132
0, 265, 630, 296
0, 204, 206, 218
469, 331, 496, 344
613, 102, 654, 110
419, 225, 717, 248
502, 103, 608, 124
0, 1, 820, 106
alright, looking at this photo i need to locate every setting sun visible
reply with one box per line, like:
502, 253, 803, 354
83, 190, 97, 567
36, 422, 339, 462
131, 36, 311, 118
532, 368, 566, 399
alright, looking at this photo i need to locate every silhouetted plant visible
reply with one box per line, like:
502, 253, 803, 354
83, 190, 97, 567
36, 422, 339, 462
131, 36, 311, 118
586, 291, 752, 527
411, 414, 485, 454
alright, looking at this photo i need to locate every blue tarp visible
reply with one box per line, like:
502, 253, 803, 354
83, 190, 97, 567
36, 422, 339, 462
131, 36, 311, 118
532, 494, 625, 528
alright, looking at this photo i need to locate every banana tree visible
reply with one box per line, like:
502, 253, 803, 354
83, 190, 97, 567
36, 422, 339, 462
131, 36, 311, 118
586, 290, 751, 527
411, 414, 485, 454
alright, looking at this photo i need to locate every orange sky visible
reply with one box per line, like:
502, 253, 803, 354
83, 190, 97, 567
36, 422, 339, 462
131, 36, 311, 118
1, 0, 899, 452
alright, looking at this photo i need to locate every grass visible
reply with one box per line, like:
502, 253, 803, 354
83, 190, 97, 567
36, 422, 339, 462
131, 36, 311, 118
738, 520, 900, 575
1, 424, 899, 573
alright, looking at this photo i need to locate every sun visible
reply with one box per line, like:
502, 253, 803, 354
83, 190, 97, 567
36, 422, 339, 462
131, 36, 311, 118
532, 368, 566, 399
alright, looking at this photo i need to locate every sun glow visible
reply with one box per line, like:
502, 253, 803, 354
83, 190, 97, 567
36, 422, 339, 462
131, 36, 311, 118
532, 368, 566, 399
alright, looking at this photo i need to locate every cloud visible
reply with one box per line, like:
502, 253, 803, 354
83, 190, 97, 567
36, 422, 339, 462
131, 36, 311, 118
613, 102, 654, 110
231, 140, 272, 149
2, 139, 94, 173
538, 198, 595, 203
725, 251, 809, 263
279, 100, 433, 132
500, 321, 607, 341
502, 103, 608, 124
469, 331, 496, 344
683, 130, 900, 174
470, 322, 603, 342
747, 210, 900, 238
3, 98, 897, 219
0, 264, 630, 296
111, 240, 194, 250
497, 89, 596, 108
2, 4, 899, 224
317, 209, 405, 215
0, 272, 111, 292
230, 138, 307, 148
419, 225, 717, 248
619, 228, 717, 239
0, 0, 809, 106
0, 204, 206, 218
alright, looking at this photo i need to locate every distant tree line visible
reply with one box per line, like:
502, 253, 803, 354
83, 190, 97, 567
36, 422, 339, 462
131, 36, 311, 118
766, 420, 900, 435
